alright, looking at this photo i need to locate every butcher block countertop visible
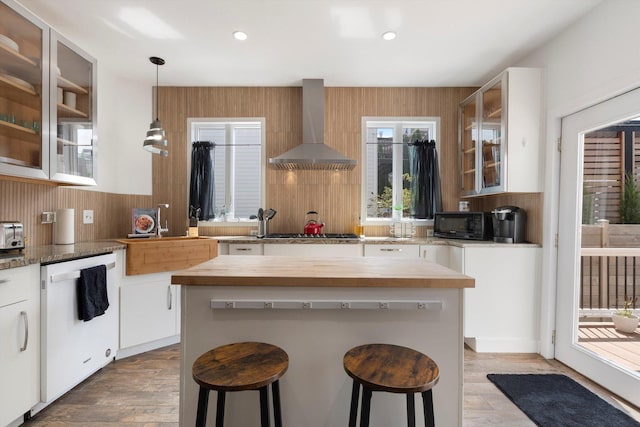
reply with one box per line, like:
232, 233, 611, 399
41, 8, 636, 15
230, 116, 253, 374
171, 255, 474, 288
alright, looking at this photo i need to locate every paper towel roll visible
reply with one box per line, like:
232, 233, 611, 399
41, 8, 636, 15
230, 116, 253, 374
55, 208, 74, 245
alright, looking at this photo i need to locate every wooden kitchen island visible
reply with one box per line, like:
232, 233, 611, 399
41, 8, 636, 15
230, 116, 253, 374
172, 256, 474, 427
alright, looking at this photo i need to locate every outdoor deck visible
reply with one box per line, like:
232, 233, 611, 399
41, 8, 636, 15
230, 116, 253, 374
578, 320, 640, 373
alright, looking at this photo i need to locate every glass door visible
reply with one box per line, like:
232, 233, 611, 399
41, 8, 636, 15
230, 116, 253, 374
556, 87, 640, 408
0, 0, 48, 180
479, 77, 503, 192
459, 96, 477, 195
49, 31, 96, 185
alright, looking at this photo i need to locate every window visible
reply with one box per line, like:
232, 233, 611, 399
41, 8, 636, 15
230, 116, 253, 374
362, 117, 440, 222
189, 119, 264, 221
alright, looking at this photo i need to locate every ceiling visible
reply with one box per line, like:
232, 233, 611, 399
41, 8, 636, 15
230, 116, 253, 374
16, 0, 602, 88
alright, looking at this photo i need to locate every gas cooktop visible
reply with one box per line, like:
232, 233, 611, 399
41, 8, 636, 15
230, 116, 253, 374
263, 233, 359, 239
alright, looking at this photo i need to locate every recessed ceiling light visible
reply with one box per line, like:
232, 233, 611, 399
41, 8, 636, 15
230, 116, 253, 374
233, 31, 248, 41
381, 31, 397, 41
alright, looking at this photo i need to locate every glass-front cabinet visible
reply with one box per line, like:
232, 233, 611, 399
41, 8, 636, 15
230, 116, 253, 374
458, 67, 542, 197
50, 31, 97, 185
460, 96, 477, 194
0, 0, 97, 185
479, 77, 503, 191
0, 0, 49, 180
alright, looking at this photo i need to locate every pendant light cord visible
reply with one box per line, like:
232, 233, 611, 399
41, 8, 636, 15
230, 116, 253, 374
155, 62, 159, 121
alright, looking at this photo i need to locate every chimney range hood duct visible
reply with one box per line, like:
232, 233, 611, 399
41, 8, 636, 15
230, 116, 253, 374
269, 79, 356, 171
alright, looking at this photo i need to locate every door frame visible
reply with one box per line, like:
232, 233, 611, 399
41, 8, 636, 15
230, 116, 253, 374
556, 87, 640, 407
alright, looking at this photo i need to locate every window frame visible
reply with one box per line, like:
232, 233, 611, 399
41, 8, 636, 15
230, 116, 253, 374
360, 116, 441, 225
187, 117, 266, 225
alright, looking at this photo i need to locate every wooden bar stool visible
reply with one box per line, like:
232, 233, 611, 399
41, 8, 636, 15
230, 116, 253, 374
343, 343, 439, 427
192, 342, 289, 427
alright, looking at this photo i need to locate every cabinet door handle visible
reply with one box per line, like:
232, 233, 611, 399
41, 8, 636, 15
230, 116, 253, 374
19, 311, 28, 352
167, 285, 173, 310
0, 278, 9, 284
381, 248, 402, 252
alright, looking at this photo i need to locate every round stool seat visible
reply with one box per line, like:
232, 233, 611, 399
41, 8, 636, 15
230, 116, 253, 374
344, 344, 440, 427
193, 342, 289, 392
344, 343, 439, 393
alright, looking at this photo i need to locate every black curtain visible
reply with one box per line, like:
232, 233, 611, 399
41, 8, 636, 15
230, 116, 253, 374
409, 139, 442, 219
189, 141, 215, 220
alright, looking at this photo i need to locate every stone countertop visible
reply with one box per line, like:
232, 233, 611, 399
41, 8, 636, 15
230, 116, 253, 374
213, 235, 540, 248
172, 255, 475, 289
0, 240, 126, 270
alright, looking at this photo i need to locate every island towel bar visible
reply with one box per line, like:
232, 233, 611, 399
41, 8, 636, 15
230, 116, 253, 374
210, 299, 443, 311
49, 261, 116, 283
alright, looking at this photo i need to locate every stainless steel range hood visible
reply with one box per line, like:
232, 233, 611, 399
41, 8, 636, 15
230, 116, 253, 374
269, 79, 356, 171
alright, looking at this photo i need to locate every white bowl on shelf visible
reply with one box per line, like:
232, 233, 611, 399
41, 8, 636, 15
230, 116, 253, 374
0, 72, 35, 92
0, 34, 19, 52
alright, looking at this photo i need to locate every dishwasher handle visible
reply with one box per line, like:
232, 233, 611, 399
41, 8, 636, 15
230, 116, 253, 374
19, 311, 28, 352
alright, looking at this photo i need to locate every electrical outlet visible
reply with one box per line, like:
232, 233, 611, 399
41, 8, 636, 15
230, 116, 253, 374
83, 210, 94, 224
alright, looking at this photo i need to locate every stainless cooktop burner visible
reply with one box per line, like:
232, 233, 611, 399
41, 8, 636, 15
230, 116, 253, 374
263, 233, 359, 239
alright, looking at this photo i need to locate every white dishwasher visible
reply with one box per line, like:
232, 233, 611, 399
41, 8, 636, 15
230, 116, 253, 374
38, 253, 118, 409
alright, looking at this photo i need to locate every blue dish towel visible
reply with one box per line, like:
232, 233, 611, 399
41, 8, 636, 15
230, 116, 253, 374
77, 265, 109, 321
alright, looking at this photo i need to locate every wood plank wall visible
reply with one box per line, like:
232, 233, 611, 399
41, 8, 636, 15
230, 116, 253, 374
155, 86, 477, 236
0, 178, 151, 246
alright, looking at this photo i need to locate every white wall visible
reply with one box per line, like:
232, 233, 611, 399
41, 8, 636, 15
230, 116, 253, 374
518, 0, 640, 357
95, 64, 152, 195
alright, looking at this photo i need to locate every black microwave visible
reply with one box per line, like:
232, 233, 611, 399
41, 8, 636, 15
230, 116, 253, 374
433, 211, 493, 240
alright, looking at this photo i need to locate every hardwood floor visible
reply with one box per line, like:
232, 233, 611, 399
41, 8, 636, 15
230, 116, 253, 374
23, 344, 640, 426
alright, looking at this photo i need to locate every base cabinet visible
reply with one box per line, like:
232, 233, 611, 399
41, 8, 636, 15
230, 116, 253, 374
450, 245, 541, 352
420, 244, 450, 266
119, 271, 179, 355
0, 264, 39, 427
364, 244, 419, 258
264, 244, 362, 257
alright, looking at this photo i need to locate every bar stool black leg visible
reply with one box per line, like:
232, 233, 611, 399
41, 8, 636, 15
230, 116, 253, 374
407, 393, 416, 427
272, 380, 283, 427
422, 389, 435, 427
215, 391, 226, 427
359, 387, 372, 427
259, 386, 271, 427
348, 380, 360, 427
196, 386, 210, 427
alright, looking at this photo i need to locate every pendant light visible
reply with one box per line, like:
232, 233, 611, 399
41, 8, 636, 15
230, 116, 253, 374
143, 56, 168, 156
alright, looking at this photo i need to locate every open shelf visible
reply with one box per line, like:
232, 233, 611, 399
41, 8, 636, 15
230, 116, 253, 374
486, 107, 502, 119
0, 119, 38, 136
56, 137, 93, 147
57, 75, 88, 95
57, 103, 88, 118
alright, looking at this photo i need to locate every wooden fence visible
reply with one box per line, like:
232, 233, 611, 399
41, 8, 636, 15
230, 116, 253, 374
581, 221, 639, 312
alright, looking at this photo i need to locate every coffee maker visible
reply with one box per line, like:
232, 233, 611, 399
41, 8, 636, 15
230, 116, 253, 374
491, 206, 526, 243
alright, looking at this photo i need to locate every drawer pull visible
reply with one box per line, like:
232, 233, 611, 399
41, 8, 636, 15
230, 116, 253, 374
0, 278, 9, 284
19, 311, 28, 352
381, 248, 402, 252
235, 248, 253, 252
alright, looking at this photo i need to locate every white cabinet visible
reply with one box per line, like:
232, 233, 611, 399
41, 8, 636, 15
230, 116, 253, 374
420, 244, 450, 266
0, 0, 97, 185
364, 244, 419, 258
229, 243, 264, 255
49, 30, 97, 185
459, 67, 542, 196
450, 245, 541, 352
0, 264, 39, 427
119, 271, 179, 357
264, 244, 362, 257
0, 0, 49, 181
